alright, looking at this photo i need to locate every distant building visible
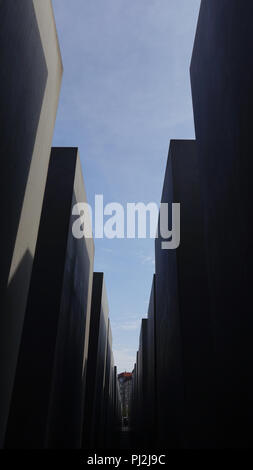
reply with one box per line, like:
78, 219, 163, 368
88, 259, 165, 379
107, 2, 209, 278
118, 372, 132, 418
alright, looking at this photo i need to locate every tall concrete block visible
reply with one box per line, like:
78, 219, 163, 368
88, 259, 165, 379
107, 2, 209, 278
155, 140, 214, 448
129, 363, 137, 432
146, 275, 157, 446
103, 321, 115, 448
190, 0, 253, 447
5, 148, 94, 449
0, 0, 62, 447
113, 366, 122, 439
82, 272, 109, 450
98, 319, 112, 447
135, 351, 140, 435
136, 319, 148, 447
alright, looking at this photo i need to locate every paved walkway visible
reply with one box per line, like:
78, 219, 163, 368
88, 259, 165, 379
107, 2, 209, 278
119, 426, 134, 449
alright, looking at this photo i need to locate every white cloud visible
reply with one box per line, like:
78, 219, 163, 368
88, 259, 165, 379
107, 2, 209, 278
138, 252, 155, 266
52, 0, 201, 373
112, 319, 141, 332
102, 248, 113, 253
113, 348, 136, 373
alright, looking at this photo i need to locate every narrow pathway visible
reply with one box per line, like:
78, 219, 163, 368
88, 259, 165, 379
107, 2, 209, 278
119, 426, 134, 450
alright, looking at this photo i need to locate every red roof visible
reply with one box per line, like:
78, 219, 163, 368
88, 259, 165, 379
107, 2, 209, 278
118, 372, 132, 379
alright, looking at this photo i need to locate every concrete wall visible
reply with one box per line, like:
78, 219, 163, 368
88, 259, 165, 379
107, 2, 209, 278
5, 148, 94, 449
82, 273, 121, 450
113, 366, 122, 439
46, 150, 94, 449
155, 140, 214, 448
82, 273, 109, 449
191, 0, 253, 447
136, 319, 148, 447
0, 0, 62, 447
103, 322, 116, 448
146, 275, 157, 447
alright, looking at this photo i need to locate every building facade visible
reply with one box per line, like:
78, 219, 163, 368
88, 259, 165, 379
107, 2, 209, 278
118, 372, 132, 419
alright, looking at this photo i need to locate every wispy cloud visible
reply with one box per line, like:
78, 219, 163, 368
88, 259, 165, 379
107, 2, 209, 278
138, 252, 155, 266
52, 0, 201, 374
113, 348, 136, 373
112, 319, 141, 332
102, 248, 113, 253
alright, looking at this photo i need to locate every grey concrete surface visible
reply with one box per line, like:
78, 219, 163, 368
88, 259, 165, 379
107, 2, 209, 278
191, 0, 253, 448
82, 273, 109, 449
0, 0, 62, 447
5, 148, 94, 449
155, 140, 214, 448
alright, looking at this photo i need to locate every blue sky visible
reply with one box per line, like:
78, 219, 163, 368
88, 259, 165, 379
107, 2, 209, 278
52, 0, 201, 372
